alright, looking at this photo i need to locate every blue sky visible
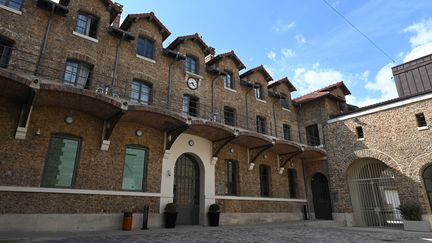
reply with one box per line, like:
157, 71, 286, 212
117, 0, 432, 107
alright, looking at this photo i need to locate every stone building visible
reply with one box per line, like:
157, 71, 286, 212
0, 0, 430, 233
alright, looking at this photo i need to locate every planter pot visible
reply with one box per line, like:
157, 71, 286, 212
208, 212, 220, 226
164, 212, 178, 228
403, 220, 431, 232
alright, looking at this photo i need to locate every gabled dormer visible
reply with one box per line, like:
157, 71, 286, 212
206, 51, 245, 90
120, 12, 171, 41
240, 65, 273, 101
268, 77, 297, 110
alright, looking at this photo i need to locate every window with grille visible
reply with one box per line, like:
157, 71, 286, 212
224, 72, 234, 89
0, 37, 13, 68
131, 80, 152, 105
256, 116, 266, 134
288, 169, 297, 198
224, 106, 236, 126
306, 124, 320, 146
416, 113, 428, 128
75, 12, 99, 38
226, 160, 238, 195
122, 146, 148, 191
255, 84, 263, 100
260, 165, 271, 197
137, 37, 154, 59
63, 60, 92, 88
185, 56, 198, 74
41, 135, 81, 188
356, 126, 364, 139
182, 95, 199, 117
0, 0, 23, 11
283, 124, 291, 140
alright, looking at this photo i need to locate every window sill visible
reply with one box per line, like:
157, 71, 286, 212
0, 4, 22, 15
185, 71, 203, 79
282, 107, 291, 112
72, 31, 99, 43
256, 98, 267, 103
224, 87, 237, 93
357, 138, 365, 141
418, 126, 429, 131
136, 54, 156, 64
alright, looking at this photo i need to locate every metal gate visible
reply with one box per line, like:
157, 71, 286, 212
348, 159, 402, 228
311, 173, 333, 220
174, 154, 200, 225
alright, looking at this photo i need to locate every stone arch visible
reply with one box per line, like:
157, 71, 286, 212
66, 51, 97, 65
342, 149, 401, 173
408, 150, 432, 179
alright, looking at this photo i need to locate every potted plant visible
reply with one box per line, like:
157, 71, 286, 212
398, 202, 430, 232
164, 203, 178, 228
208, 203, 221, 226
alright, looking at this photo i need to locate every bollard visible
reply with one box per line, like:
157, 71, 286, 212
303, 205, 308, 220
122, 212, 133, 231
142, 205, 149, 230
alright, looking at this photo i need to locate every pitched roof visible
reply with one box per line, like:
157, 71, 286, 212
120, 12, 171, 41
316, 81, 351, 95
206, 51, 246, 70
102, 0, 122, 23
167, 33, 215, 56
240, 65, 273, 82
268, 77, 297, 92
293, 81, 351, 104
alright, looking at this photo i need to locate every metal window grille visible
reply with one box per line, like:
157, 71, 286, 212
256, 116, 266, 134
223, 106, 236, 126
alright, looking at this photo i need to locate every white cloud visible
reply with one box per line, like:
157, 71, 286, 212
403, 18, 432, 47
267, 51, 277, 61
275, 20, 295, 33
403, 42, 432, 62
365, 63, 397, 99
281, 48, 296, 58
293, 65, 345, 94
295, 34, 306, 44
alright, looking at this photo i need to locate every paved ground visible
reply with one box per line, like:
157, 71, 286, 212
2, 223, 432, 243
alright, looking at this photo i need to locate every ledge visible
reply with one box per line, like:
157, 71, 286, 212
282, 107, 291, 112
214, 195, 307, 203
224, 87, 237, 93
136, 54, 156, 64
418, 126, 429, 131
256, 98, 267, 104
0, 4, 22, 15
0, 186, 164, 198
72, 31, 99, 43
185, 71, 203, 80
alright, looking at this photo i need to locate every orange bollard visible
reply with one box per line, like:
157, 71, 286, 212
122, 212, 133, 231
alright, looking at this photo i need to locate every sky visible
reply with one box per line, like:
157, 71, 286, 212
117, 0, 432, 107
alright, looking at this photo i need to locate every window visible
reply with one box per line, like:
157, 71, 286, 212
288, 169, 297, 198
256, 116, 266, 134
131, 80, 152, 105
306, 124, 320, 146
122, 146, 148, 191
283, 124, 291, 140
63, 60, 92, 88
0, 0, 22, 10
185, 56, 197, 74
416, 113, 428, 128
75, 12, 99, 38
260, 165, 271, 197
254, 84, 263, 100
226, 160, 238, 195
182, 95, 199, 117
224, 72, 234, 89
356, 126, 364, 139
0, 37, 13, 68
41, 135, 80, 188
223, 106, 236, 126
137, 37, 154, 59
280, 94, 289, 109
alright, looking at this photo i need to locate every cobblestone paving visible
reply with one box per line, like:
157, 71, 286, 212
33, 225, 432, 243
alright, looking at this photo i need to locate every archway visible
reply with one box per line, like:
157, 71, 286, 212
347, 158, 402, 228
174, 153, 201, 225
422, 164, 432, 210
311, 173, 332, 219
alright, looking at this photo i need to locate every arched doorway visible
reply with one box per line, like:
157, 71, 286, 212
347, 158, 402, 228
174, 153, 200, 225
422, 164, 432, 209
311, 173, 332, 219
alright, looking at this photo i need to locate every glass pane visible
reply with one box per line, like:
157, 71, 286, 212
63, 61, 78, 85
42, 136, 79, 187
182, 96, 190, 114
137, 38, 145, 56
76, 64, 90, 88
76, 14, 89, 35
122, 147, 146, 191
130, 81, 140, 102
140, 84, 150, 105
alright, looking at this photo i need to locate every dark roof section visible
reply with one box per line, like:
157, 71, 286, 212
316, 81, 351, 95
167, 33, 215, 56
240, 65, 273, 82
120, 12, 171, 41
330, 89, 432, 119
293, 91, 345, 104
108, 26, 136, 41
268, 77, 297, 92
206, 51, 246, 70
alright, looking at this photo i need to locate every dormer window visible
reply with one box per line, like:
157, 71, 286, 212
75, 12, 99, 39
0, 0, 22, 11
137, 37, 154, 60
280, 94, 289, 110
185, 56, 197, 74
255, 84, 263, 100
224, 72, 234, 89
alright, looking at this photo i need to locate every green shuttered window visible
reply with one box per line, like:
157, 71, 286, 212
122, 146, 148, 191
42, 135, 81, 188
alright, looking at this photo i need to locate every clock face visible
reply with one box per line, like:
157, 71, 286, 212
187, 78, 198, 90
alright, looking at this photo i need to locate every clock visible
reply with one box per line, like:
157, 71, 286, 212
187, 78, 198, 90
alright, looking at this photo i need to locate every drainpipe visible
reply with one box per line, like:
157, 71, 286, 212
167, 59, 176, 110
296, 103, 303, 143
245, 83, 254, 129
272, 97, 278, 137
211, 75, 220, 116
35, 4, 55, 75
301, 158, 310, 220
112, 33, 125, 87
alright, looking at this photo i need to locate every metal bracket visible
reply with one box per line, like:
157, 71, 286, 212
279, 151, 302, 168
212, 135, 237, 157
103, 111, 125, 141
249, 143, 274, 164
166, 124, 190, 150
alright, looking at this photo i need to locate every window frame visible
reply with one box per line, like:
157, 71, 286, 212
254, 84, 263, 100
63, 59, 93, 89
41, 134, 81, 189
225, 160, 238, 196
185, 55, 198, 74
75, 11, 99, 38
259, 164, 271, 197
283, 124, 291, 141
288, 169, 297, 199
356, 126, 364, 140
0, 0, 23, 11
182, 94, 199, 117
136, 36, 155, 60
256, 116, 267, 134
121, 145, 149, 192
223, 106, 236, 126
416, 113, 428, 128
306, 124, 320, 146
280, 94, 289, 110
224, 72, 234, 89
0, 36, 14, 68
130, 80, 152, 105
